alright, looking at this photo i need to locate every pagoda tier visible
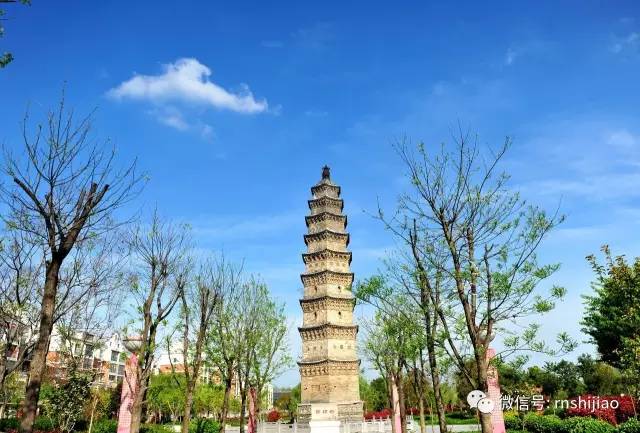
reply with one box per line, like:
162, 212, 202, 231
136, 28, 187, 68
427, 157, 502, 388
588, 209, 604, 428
297, 166, 363, 422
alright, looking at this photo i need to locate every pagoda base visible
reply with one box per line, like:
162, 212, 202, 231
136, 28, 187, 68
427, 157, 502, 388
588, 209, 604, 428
309, 420, 341, 433
298, 402, 363, 424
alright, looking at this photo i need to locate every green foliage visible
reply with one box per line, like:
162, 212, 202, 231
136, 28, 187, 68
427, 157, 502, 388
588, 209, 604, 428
563, 417, 616, 433
45, 364, 92, 433
139, 424, 175, 433
147, 373, 186, 420
618, 419, 640, 433
92, 419, 118, 433
577, 354, 624, 395
0, 418, 20, 431
0, 0, 31, 68
504, 413, 524, 430
582, 246, 640, 368
32, 417, 55, 431
189, 418, 220, 433
523, 413, 564, 433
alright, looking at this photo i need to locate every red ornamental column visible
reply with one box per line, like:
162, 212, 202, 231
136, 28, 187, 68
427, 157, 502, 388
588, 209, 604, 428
486, 348, 505, 433
117, 353, 139, 433
248, 387, 258, 433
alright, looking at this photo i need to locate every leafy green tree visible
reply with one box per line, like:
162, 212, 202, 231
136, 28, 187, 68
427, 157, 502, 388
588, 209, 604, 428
544, 360, 585, 398
369, 378, 389, 412
582, 246, 640, 368
46, 362, 92, 433
147, 373, 186, 422
577, 354, 623, 395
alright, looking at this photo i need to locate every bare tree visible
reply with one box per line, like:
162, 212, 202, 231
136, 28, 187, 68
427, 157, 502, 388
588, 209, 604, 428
0, 228, 41, 418
171, 256, 224, 433
0, 95, 141, 433
126, 212, 191, 433
236, 278, 292, 433
378, 133, 574, 433
205, 260, 244, 433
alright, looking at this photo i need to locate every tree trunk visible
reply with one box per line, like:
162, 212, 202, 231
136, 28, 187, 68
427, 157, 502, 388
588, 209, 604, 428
220, 379, 232, 433
181, 381, 196, 433
397, 374, 407, 433
239, 387, 247, 433
88, 396, 98, 433
479, 412, 493, 433
417, 394, 425, 433
427, 356, 448, 433
130, 384, 145, 433
477, 357, 492, 433
19, 260, 60, 433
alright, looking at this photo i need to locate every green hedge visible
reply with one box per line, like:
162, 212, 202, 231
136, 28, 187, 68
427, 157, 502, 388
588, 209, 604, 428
0, 418, 19, 432
501, 414, 640, 433
505, 413, 524, 430
189, 419, 220, 433
523, 413, 565, 433
618, 419, 640, 433
92, 419, 118, 433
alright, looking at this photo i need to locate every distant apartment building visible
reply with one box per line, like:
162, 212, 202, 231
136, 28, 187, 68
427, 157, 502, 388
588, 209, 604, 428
46, 330, 128, 388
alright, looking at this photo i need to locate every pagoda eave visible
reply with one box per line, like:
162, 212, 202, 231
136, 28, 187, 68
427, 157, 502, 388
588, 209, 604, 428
303, 230, 350, 246
302, 249, 352, 264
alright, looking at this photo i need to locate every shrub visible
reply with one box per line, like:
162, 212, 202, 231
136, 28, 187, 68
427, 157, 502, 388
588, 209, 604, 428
266, 410, 281, 423
448, 411, 471, 419
33, 417, 55, 432
567, 396, 638, 425
189, 418, 220, 433
0, 418, 19, 432
504, 413, 523, 430
523, 413, 564, 433
364, 409, 391, 420
618, 419, 640, 433
563, 416, 616, 433
140, 424, 174, 433
92, 419, 118, 433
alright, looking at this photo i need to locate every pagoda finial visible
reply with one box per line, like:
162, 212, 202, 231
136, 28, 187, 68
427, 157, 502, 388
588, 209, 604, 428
321, 165, 331, 180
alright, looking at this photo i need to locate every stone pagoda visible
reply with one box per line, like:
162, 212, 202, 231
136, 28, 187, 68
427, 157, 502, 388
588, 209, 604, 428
297, 166, 363, 424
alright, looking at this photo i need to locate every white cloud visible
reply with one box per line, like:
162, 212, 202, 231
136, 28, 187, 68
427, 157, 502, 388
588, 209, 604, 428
155, 108, 189, 131
505, 47, 519, 65
610, 32, 639, 54
107, 58, 268, 113
607, 129, 637, 148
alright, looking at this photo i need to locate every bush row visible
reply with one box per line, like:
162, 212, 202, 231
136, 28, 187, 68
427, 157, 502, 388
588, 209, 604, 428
0, 418, 220, 433
505, 414, 640, 433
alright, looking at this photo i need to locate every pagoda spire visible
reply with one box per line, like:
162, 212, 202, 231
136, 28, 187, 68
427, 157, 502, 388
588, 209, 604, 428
297, 167, 363, 423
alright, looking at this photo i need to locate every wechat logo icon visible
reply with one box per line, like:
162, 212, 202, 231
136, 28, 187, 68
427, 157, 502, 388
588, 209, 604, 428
467, 390, 494, 414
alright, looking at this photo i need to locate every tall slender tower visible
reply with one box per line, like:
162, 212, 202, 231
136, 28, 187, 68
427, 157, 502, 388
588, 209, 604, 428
297, 166, 363, 423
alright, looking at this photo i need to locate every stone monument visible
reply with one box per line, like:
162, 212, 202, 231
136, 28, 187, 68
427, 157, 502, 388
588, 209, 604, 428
297, 166, 363, 432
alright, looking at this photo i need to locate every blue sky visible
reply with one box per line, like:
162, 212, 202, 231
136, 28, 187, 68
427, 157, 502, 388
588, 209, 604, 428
1, 1, 639, 386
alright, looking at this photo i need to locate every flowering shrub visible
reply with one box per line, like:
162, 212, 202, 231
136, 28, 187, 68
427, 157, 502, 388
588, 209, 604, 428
267, 410, 281, 422
364, 409, 391, 420
566, 395, 638, 425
